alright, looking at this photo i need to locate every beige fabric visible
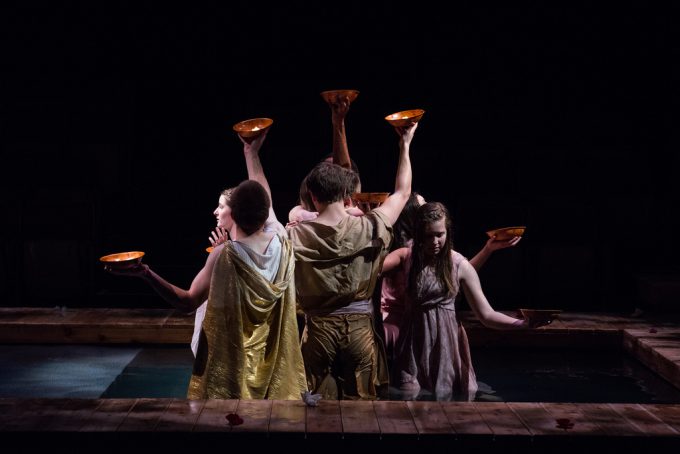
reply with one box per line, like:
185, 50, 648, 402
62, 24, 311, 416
288, 210, 393, 314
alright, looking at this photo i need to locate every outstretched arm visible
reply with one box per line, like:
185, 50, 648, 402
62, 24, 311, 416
330, 95, 351, 169
105, 247, 219, 313
469, 236, 522, 271
374, 123, 417, 226
458, 257, 528, 329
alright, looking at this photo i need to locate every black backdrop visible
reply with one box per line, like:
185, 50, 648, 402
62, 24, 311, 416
2, 2, 678, 312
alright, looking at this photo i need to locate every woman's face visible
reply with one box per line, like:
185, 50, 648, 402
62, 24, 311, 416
213, 195, 233, 231
422, 218, 447, 258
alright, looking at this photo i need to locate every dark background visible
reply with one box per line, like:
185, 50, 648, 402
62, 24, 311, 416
1, 2, 678, 313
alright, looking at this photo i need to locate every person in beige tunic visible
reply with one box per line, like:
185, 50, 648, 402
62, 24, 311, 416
287, 123, 418, 400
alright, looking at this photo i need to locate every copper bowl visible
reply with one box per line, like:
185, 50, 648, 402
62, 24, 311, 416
486, 226, 526, 241
518, 309, 562, 322
206, 246, 214, 254
369, 192, 390, 204
384, 109, 425, 127
352, 193, 372, 204
232, 118, 273, 139
99, 251, 145, 269
320, 89, 360, 104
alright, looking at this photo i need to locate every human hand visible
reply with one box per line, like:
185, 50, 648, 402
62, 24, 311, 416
515, 311, 555, 329
209, 227, 228, 247
239, 128, 269, 152
485, 235, 522, 252
395, 122, 418, 146
330, 94, 350, 122
103, 262, 149, 278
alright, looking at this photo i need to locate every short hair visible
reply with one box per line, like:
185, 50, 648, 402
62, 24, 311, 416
227, 180, 270, 235
305, 161, 358, 205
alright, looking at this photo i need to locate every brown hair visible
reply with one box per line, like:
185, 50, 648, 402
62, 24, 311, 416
227, 180, 270, 235
408, 201, 455, 298
305, 161, 358, 205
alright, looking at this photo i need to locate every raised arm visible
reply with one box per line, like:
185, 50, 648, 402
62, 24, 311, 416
468, 235, 522, 271
457, 257, 528, 329
374, 123, 417, 226
105, 246, 219, 313
240, 130, 285, 235
330, 95, 351, 169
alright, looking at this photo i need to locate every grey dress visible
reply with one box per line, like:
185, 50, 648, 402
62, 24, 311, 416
394, 249, 478, 401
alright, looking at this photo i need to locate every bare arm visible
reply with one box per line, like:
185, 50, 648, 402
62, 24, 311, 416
374, 123, 417, 226
469, 236, 522, 271
380, 247, 408, 275
240, 130, 279, 225
331, 95, 351, 169
105, 247, 219, 313
458, 257, 527, 329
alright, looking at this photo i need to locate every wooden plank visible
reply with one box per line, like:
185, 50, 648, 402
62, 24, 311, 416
268, 399, 306, 434
440, 401, 493, 435
41, 398, 103, 431
507, 402, 563, 436
154, 398, 205, 432
609, 404, 679, 436
193, 399, 239, 432
644, 404, 680, 433
577, 403, 642, 436
406, 401, 454, 435
0, 398, 63, 431
541, 403, 606, 436
474, 402, 531, 436
117, 398, 171, 432
373, 400, 417, 435
79, 398, 137, 431
305, 399, 342, 436
339, 400, 380, 435
230, 399, 272, 434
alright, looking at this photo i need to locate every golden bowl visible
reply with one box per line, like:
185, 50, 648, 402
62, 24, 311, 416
352, 193, 372, 203
320, 89, 360, 104
99, 251, 145, 269
369, 192, 390, 204
486, 226, 526, 241
518, 309, 562, 322
206, 246, 214, 254
232, 118, 273, 139
384, 109, 425, 127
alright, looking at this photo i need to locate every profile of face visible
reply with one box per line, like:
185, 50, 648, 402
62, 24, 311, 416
213, 194, 234, 231
423, 218, 447, 258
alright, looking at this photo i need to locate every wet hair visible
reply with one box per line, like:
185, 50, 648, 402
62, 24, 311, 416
227, 180, 270, 235
408, 201, 455, 298
391, 191, 423, 251
305, 161, 358, 205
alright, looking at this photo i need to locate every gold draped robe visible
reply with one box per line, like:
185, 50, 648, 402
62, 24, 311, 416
187, 236, 307, 399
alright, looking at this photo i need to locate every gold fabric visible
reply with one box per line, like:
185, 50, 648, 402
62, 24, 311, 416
288, 210, 393, 314
187, 235, 307, 399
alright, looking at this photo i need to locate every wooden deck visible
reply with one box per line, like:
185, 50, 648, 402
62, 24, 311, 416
1, 308, 680, 451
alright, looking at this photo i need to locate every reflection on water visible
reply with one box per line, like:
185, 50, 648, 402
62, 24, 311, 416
2, 345, 679, 402
468, 346, 680, 403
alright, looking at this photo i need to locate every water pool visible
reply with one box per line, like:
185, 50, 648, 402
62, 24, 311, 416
1, 344, 679, 403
